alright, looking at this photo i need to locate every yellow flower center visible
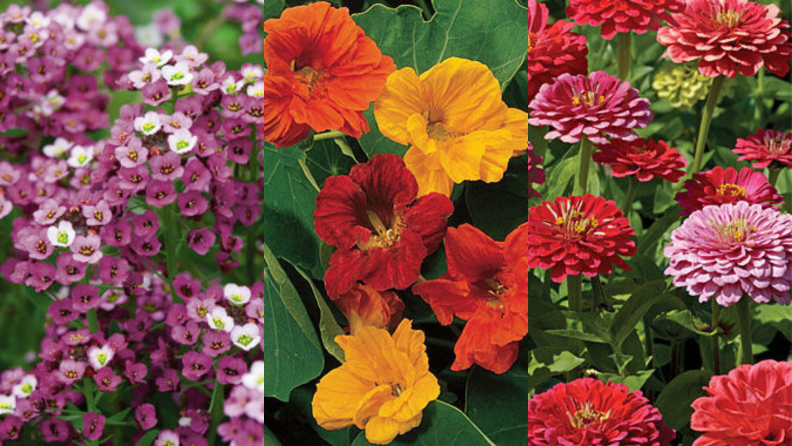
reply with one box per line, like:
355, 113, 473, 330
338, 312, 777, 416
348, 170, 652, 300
716, 183, 746, 198
711, 217, 757, 243
764, 133, 790, 155
359, 211, 405, 251
528, 32, 537, 52
555, 209, 599, 238
483, 278, 507, 315
567, 401, 611, 429
572, 91, 605, 108
714, 9, 743, 28
292, 62, 324, 93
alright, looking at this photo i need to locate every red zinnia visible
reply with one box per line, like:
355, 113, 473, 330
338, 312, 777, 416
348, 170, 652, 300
734, 129, 792, 170
412, 224, 528, 374
528, 0, 588, 103
528, 378, 675, 445
675, 166, 783, 215
314, 154, 453, 299
520, 194, 636, 283
262, 2, 396, 148
567, 0, 684, 40
593, 138, 687, 183
691, 359, 792, 446
657, 0, 792, 78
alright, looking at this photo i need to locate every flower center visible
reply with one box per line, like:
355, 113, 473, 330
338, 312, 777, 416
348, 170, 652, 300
567, 401, 611, 429
359, 211, 405, 251
572, 90, 605, 108
142, 123, 154, 132
483, 278, 508, 315
714, 9, 743, 28
292, 63, 324, 92
426, 121, 455, 141
21, 383, 32, 394
528, 32, 537, 52
237, 335, 253, 346
555, 209, 599, 239
711, 217, 756, 243
57, 232, 68, 244
97, 353, 107, 365
716, 183, 746, 198
213, 318, 225, 329
764, 133, 790, 155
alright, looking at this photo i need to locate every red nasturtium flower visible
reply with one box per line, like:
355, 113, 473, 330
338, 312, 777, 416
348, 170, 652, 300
521, 195, 636, 283
528, 0, 588, 103
593, 138, 688, 183
528, 378, 676, 445
675, 166, 783, 215
657, 0, 792, 78
262, 1, 395, 148
314, 154, 454, 299
567, 0, 684, 40
691, 359, 792, 446
412, 224, 528, 374
334, 284, 404, 335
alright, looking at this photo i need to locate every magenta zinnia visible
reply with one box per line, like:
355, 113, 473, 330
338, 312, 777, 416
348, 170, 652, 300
528, 71, 652, 144
593, 138, 687, 183
664, 201, 792, 306
522, 194, 636, 283
734, 129, 792, 170
528, 378, 675, 445
675, 166, 783, 215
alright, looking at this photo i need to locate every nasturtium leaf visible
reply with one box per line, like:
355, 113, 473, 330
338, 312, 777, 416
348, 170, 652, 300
306, 139, 356, 187
656, 370, 713, 431
264, 426, 284, 446
294, 265, 346, 363
263, 242, 324, 401
353, 0, 528, 158
262, 142, 324, 278
351, 401, 496, 446
465, 156, 532, 240
465, 367, 528, 445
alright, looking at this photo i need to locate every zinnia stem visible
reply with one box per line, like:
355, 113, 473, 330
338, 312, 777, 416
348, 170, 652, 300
567, 275, 582, 312
737, 296, 753, 365
711, 300, 720, 375
768, 167, 780, 186
313, 130, 345, 142
691, 76, 726, 174
577, 137, 593, 195
620, 176, 638, 217
617, 33, 632, 81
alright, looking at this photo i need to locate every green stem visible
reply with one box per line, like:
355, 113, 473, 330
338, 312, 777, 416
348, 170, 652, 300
621, 176, 638, 217
577, 137, 593, 195
736, 296, 753, 365
617, 32, 632, 81
313, 130, 345, 142
711, 300, 720, 375
754, 68, 764, 127
768, 168, 780, 187
691, 76, 726, 174
644, 316, 654, 369
298, 158, 321, 192
567, 275, 582, 312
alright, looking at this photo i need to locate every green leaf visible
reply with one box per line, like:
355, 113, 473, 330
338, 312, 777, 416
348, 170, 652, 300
540, 151, 578, 203
134, 430, 160, 446
636, 206, 681, 256
0, 128, 27, 137
656, 370, 713, 430
654, 310, 716, 337
351, 401, 495, 446
353, 0, 528, 158
105, 408, 131, 425
293, 264, 346, 363
263, 142, 324, 279
263, 242, 324, 401
608, 281, 669, 351
465, 367, 528, 445
265, 426, 284, 446
526, 347, 585, 390
599, 369, 654, 393
465, 156, 531, 240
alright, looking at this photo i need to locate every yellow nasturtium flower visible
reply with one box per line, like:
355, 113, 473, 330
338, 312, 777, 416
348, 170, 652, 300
312, 319, 440, 445
374, 57, 529, 197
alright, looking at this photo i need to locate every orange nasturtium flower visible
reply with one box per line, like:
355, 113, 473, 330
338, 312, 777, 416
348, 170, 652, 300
312, 320, 440, 445
335, 284, 405, 335
373, 57, 529, 197
262, 1, 396, 148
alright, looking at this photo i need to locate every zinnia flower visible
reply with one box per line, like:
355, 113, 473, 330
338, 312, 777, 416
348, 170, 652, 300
528, 0, 588, 103
527, 142, 546, 198
652, 62, 713, 110
312, 319, 440, 445
373, 57, 528, 197
657, 0, 792, 78
334, 284, 405, 335
529, 71, 652, 145
313, 154, 453, 298
593, 138, 687, 182
521, 194, 636, 282
262, 2, 395, 147
734, 129, 792, 170
675, 166, 783, 215
664, 201, 792, 306
412, 224, 528, 374
567, 0, 684, 39
691, 359, 792, 446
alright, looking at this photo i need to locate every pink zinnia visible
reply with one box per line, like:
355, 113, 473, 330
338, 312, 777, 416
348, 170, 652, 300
734, 129, 792, 170
593, 138, 687, 183
567, 0, 684, 40
664, 201, 792, 306
657, 0, 792, 78
528, 71, 652, 145
528, 0, 588, 103
691, 360, 792, 446
528, 378, 675, 445
675, 166, 783, 215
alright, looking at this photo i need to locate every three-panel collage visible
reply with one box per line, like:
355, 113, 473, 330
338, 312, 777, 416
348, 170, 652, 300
0, 0, 789, 445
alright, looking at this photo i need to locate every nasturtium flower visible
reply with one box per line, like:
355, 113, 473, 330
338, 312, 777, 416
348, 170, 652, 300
664, 201, 792, 306
312, 320, 440, 445
528, 378, 675, 445
593, 138, 687, 183
734, 129, 792, 170
334, 284, 404, 335
566, 0, 684, 39
691, 360, 792, 446
374, 57, 529, 197
230, 323, 261, 351
314, 154, 453, 298
413, 224, 528, 374
47, 221, 76, 248
262, 1, 395, 148
675, 166, 783, 215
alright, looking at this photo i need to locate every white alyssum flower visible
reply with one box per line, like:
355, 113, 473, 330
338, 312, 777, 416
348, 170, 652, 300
87, 345, 115, 371
247, 82, 264, 98
206, 308, 235, 333
167, 129, 197, 154
39, 90, 65, 116
12, 375, 37, 399
134, 111, 163, 136
67, 145, 94, 168
224, 284, 251, 306
76, 3, 106, 31
47, 220, 76, 247
134, 24, 164, 49
27, 11, 51, 28
242, 360, 264, 392
221, 76, 244, 95
139, 48, 173, 67
231, 323, 261, 351
43, 137, 72, 158
162, 62, 193, 86
0, 394, 15, 415
241, 65, 264, 82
